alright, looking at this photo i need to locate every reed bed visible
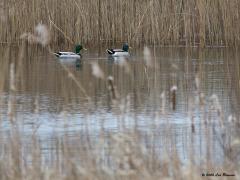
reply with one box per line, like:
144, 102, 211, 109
1, 0, 240, 47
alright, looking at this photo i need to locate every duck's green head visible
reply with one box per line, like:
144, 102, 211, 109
75, 44, 83, 54
122, 43, 129, 52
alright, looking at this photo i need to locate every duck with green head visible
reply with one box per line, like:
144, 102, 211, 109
54, 44, 86, 59
106, 43, 130, 57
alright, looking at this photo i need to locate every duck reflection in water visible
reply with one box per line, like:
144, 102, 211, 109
75, 59, 83, 71
107, 56, 130, 65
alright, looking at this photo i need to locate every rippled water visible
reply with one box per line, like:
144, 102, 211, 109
0, 45, 239, 164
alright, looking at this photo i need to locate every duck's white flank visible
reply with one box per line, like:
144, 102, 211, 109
54, 52, 81, 59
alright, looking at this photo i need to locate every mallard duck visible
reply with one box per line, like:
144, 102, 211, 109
106, 43, 130, 57
54, 44, 86, 59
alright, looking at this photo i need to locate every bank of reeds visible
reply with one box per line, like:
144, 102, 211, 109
1, 0, 240, 47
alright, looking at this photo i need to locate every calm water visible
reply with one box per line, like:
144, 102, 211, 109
0, 45, 239, 164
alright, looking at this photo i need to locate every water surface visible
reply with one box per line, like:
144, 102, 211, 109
0, 46, 239, 165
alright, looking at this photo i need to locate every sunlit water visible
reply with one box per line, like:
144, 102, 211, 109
0, 46, 239, 165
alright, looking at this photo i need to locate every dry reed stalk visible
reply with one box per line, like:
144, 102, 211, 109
107, 76, 119, 101
7, 63, 16, 123
91, 61, 105, 80
170, 86, 177, 111
1, 0, 240, 46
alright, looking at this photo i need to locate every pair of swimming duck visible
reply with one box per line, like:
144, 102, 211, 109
54, 43, 130, 59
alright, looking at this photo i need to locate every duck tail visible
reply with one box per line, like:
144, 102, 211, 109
53, 52, 60, 57
106, 49, 114, 55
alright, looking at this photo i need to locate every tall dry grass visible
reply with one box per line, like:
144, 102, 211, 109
1, 0, 240, 47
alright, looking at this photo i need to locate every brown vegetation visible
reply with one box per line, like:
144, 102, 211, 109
1, 0, 240, 46
0, 1, 240, 177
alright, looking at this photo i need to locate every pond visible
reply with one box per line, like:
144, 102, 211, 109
0, 45, 239, 166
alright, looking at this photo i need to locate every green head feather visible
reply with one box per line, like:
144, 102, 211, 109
75, 44, 83, 54
122, 43, 129, 52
